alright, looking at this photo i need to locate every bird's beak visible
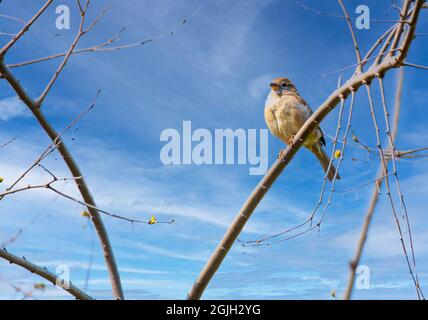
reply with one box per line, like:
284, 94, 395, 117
270, 82, 280, 91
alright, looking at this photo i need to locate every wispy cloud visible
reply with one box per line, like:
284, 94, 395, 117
136, 242, 209, 262
190, 0, 273, 75
34, 260, 171, 275
248, 74, 272, 100
0, 97, 30, 121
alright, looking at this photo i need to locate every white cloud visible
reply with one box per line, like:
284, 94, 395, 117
34, 260, 170, 275
371, 280, 413, 289
328, 220, 428, 259
0, 97, 30, 121
191, 1, 273, 75
137, 242, 209, 262
82, 277, 189, 290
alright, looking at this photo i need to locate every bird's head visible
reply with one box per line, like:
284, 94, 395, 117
269, 77, 297, 96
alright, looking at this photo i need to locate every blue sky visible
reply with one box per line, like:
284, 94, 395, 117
0, 0, 428, 299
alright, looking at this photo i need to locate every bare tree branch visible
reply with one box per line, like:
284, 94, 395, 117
7, 7, 201, 69
389, 0, 412, 57
377, 74, 422, 298
364, 80, 422, 298
0, 0, 53, 55
0, 91, 100, 200
7, 26, 126, 68
0, 175, 174, 225
0, 137, 17, 149
0, 229, 23, 248
0, 248, 93, 300
0, 14, 26, 25
0, 32, 16, 38
321, 48, 399, 78
0, 0, 125, 299
402, 61, 428, 70
0, 61, 125, 298
297, 1, 411, 23
338, 0, 363, 73
362, 25, 396, 68
339, 0, 423, 299
37, 0, 90, 105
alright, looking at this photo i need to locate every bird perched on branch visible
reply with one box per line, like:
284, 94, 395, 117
264, 77, 340, 181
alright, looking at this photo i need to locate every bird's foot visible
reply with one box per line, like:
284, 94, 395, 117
288, 135, 295, 146
277, 149, 287, 163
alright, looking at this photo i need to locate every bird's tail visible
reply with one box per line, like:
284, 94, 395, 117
310, 143, 340, 181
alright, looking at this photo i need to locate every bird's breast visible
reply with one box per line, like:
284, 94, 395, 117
264, 94, 313, 145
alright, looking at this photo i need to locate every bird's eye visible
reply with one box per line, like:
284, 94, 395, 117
281, 82, 288, 88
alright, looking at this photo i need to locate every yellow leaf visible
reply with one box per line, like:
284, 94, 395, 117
0, 177, 3, 183
148, 215, 157, 225
81, 211, 90, 218
334, 150, 341, 159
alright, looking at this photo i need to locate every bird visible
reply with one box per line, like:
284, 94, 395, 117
264, 77, 340, 181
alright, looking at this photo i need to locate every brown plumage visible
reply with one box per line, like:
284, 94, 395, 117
264, 77, 340, 181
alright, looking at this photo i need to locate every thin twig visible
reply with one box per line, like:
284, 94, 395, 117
0, 176, 175, 224
365, 81, 421, 298
0, 32, 15, 38
37, 0, 89, 105
0, 0, 53, 55
0, 90, 100, 202
378, 75, 423, 298
389, 1, 411, 57
297, 1, 411, 23
321, 48, 399, 78
0, 229, 23, 248
0, 9, 124, 301
402, 62, 428, 71
0, 137, 17, 149
338, 0, 363, 73
362, 25, 396, 67
8, 7, 201, 69
0, 14, 26, 25
8, 26, 127, 68
344, 68, 403, 299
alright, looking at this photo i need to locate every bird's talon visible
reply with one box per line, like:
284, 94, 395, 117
288, 135, 295, 146
277, 149, 287, 163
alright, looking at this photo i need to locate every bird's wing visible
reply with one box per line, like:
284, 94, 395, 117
295, 96, 313, 119
296, 96, 326, 146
